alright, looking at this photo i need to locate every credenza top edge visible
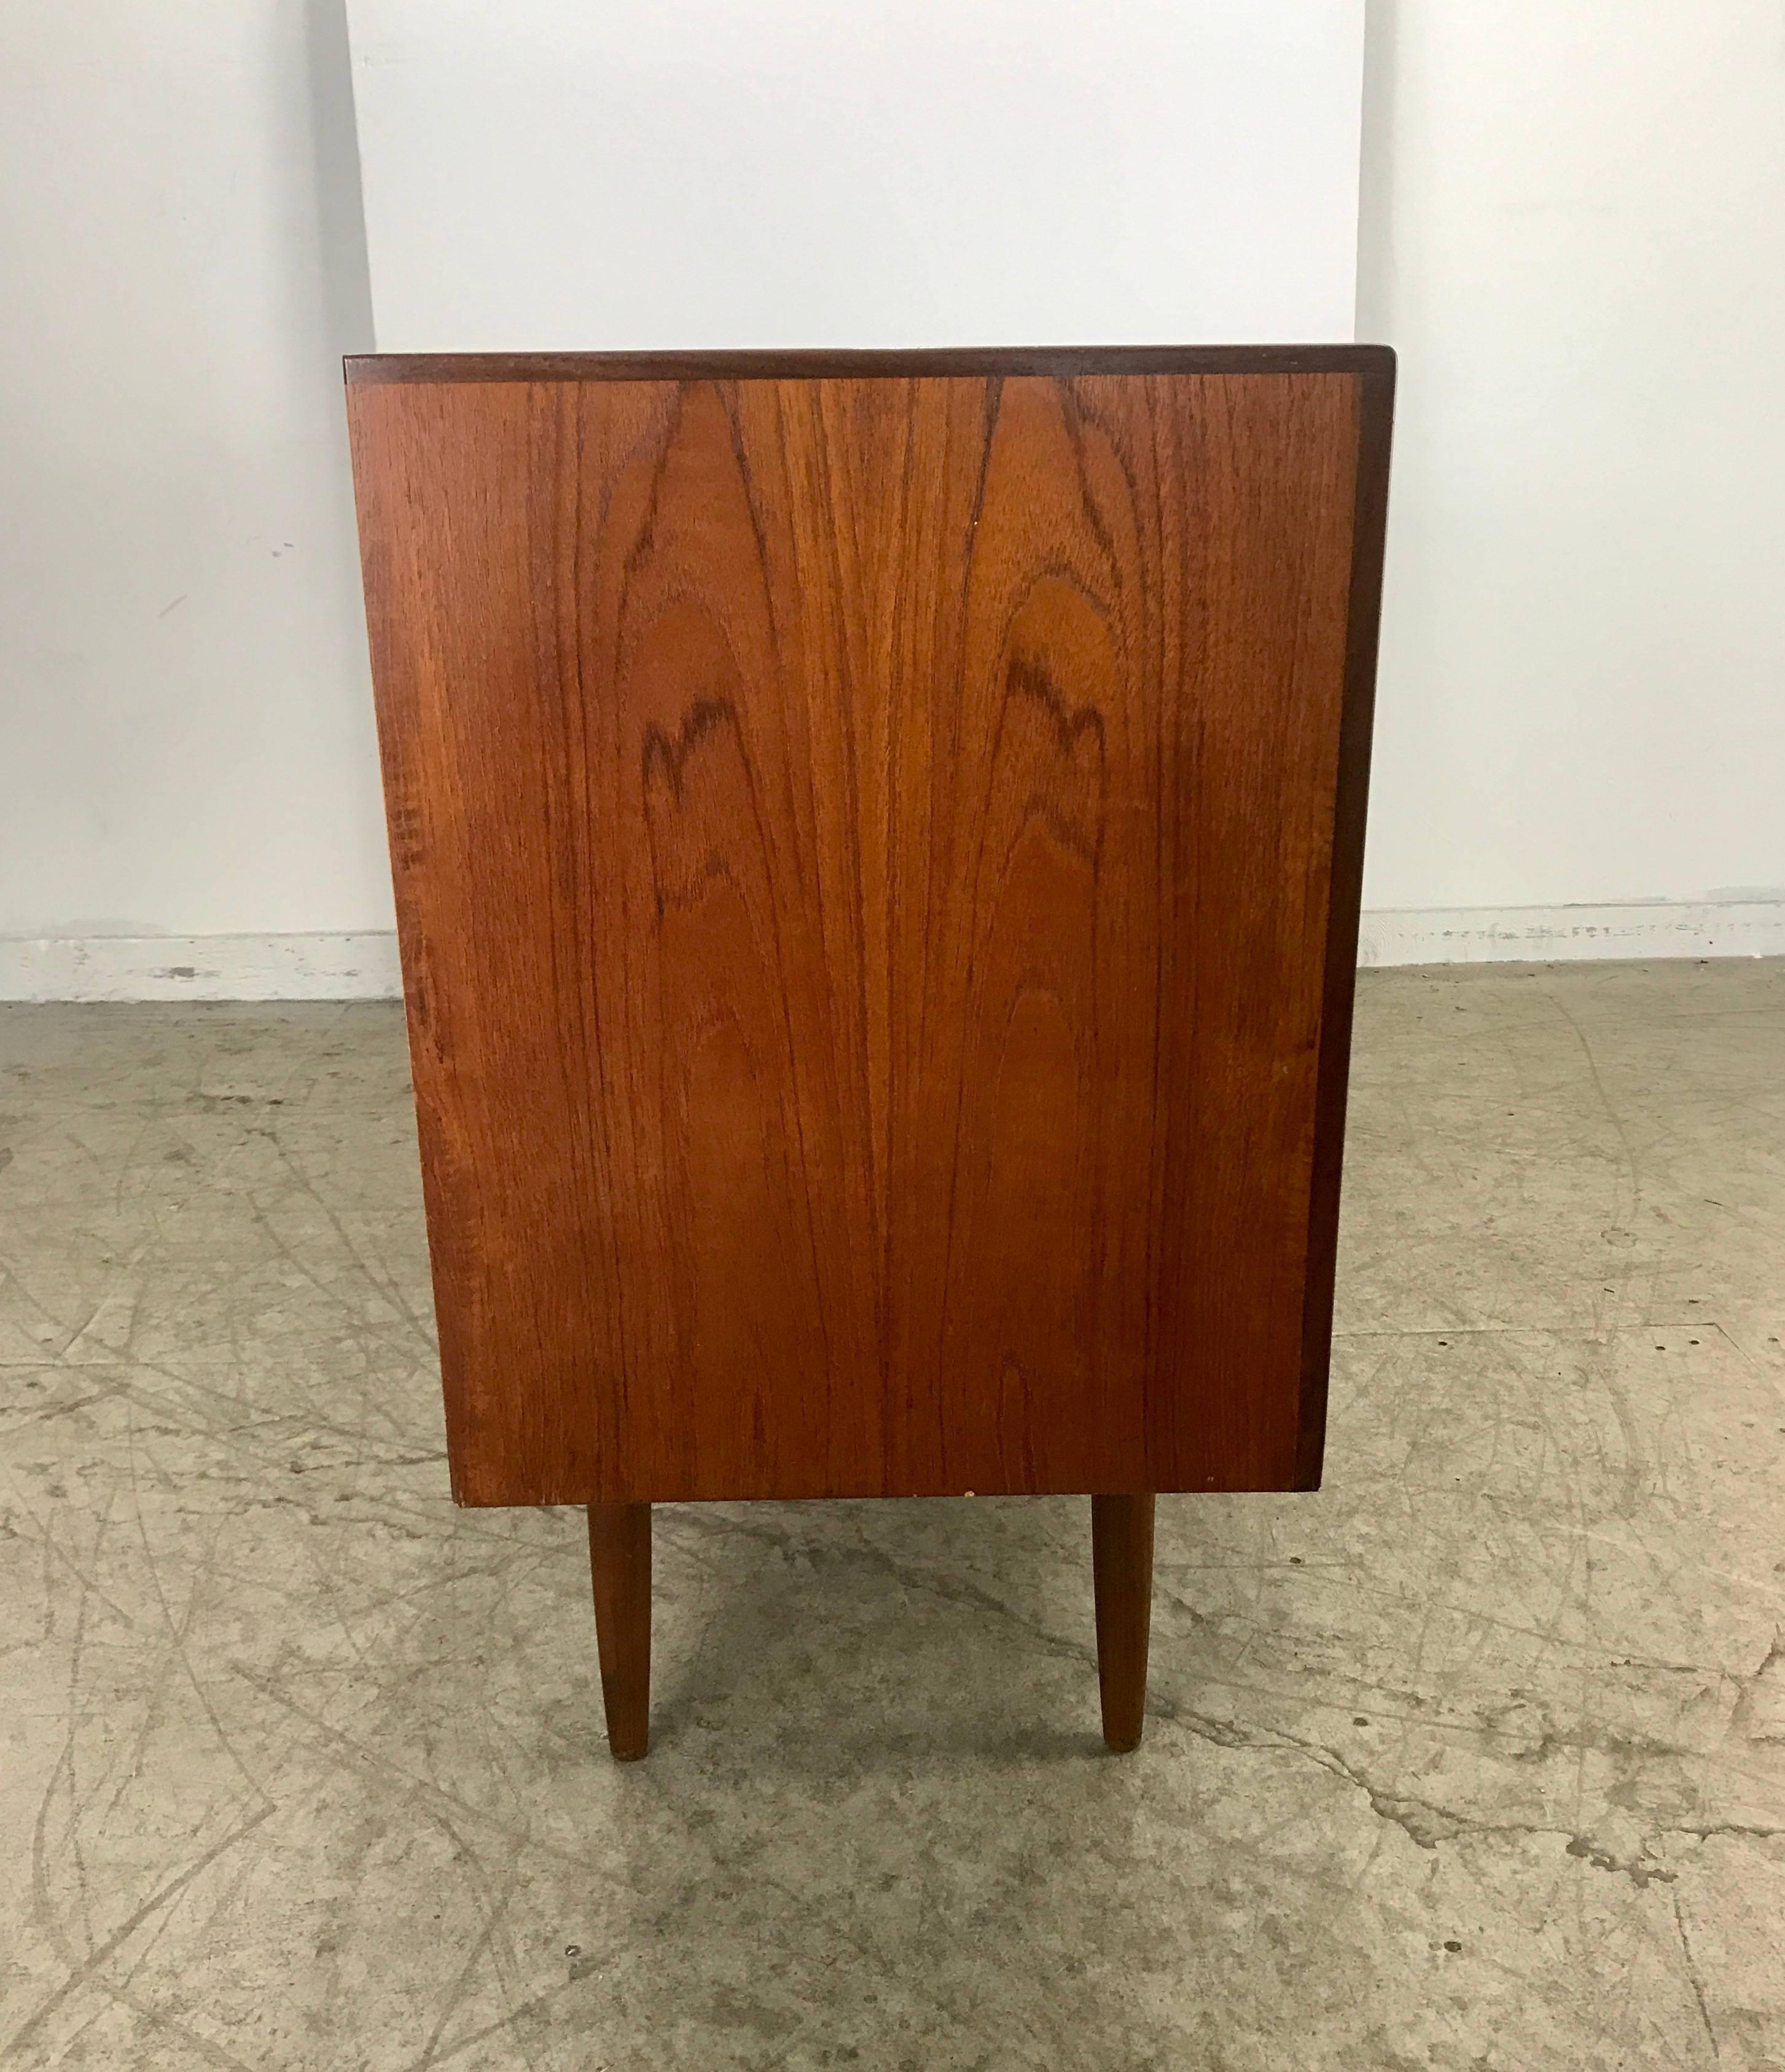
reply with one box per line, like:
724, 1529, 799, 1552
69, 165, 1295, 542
344, 345, 1396, 387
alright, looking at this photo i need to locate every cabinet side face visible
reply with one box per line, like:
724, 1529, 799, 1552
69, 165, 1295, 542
346, 369, 1374, 1504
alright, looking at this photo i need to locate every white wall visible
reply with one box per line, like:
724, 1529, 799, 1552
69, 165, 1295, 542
1357, 0, 1785, 920
0, 1, 394, 947
347, 0, 1364, 351
4, 3, 1783, 998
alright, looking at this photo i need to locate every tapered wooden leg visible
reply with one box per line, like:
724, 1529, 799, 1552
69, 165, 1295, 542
588, 1501, 651, 1761
1092, 1494, 1155, 1752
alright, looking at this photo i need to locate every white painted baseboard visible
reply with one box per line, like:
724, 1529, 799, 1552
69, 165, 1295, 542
1357, 901, 1785, 967
2, 903, 1781, 1001
0, 932, 402, 1003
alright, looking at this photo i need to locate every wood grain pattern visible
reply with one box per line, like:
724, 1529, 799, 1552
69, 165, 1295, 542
346, 350, 1392, 1506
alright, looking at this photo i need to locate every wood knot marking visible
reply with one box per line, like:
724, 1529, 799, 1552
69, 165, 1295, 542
1000, 652, 1107, 866
1004, 654, 1107, 757
641, 698, 751, 917
640, 697, 741, 802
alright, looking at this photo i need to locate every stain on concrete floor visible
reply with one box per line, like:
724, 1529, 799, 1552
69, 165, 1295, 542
1, 960, 1782, 2069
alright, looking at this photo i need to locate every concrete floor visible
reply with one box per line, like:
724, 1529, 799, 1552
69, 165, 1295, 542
1, 961, 1783, 2071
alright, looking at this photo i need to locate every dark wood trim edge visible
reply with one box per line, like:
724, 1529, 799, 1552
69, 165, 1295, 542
345, 344, 1397, 387
1295, 354, 1397, 1491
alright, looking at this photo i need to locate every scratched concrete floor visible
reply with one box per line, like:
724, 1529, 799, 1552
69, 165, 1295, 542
2, 961, 1783, 2071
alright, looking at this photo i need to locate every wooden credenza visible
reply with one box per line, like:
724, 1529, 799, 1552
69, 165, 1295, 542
346, 346, 1394, 1758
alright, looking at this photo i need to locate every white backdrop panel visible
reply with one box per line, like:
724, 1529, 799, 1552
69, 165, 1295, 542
346, 0, 1364, 351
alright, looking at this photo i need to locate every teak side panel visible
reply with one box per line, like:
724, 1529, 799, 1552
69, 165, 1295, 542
347, 365, 1383, 1505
